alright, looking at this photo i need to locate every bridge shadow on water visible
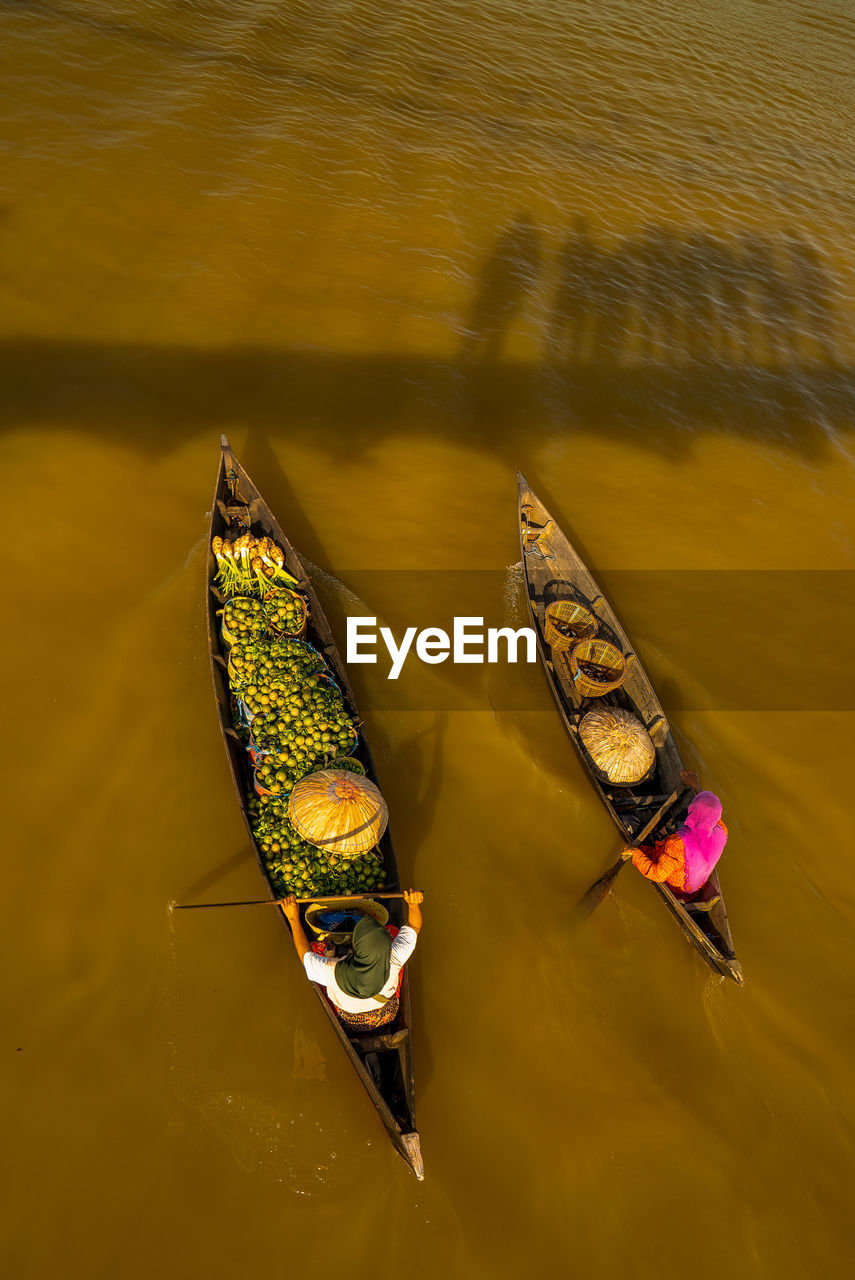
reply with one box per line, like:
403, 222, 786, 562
1, 219, 852, 464
2, 339, 852, 462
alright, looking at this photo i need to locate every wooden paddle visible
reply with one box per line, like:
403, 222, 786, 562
172, 891, 415, 911
573, 790, 682, 920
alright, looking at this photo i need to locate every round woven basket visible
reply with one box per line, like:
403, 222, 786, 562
262, 586, 308, 639
220, 597, 266, 650
569, 638, 625, 697
288, 769, 389, 857
304, 896, 388, 944
325, 755, 366, 776
543, 600, 598, 651
578, 707, 655, 785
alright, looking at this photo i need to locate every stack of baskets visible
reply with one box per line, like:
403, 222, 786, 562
545, 591, 654, 786
545, 593, 626, 698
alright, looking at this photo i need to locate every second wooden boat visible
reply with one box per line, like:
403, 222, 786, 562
206, 437, 423, 1177
518, 474, 743, 985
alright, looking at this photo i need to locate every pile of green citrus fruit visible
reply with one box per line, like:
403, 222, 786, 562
264, 589, 306, 637
221, 596, 266, 646
229, 636, 321, 688
214, 543, 385, 901
247, 796, 385, 898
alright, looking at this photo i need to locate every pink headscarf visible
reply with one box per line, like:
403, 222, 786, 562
678, 791, 728, 893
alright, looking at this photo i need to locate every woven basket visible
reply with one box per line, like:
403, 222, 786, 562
220, 598, 266, 650
288, 769, 389, 857
569, 638, 625, 697
305, 896, 389, 944
544, 599, 598, 651
578, 706, 655, 785
325, 755, 366, 776
252, 766, 289, 798
262, 587, 308, 639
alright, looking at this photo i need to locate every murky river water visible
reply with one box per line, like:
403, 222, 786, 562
3, 1, 855, 1276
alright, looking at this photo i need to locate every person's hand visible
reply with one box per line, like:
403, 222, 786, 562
681, 770, 700, 790
279, 894, 300, 924
620, 845, 636, 861
403, 889, 424, 905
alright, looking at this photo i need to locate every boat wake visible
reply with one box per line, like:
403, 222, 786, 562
163, 904, 345, 1196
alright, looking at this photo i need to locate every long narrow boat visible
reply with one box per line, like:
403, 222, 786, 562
206, 437, 423, 1177
518, 474, 742, 985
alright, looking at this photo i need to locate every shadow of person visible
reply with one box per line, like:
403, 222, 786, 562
590, 233, 645, 367
547, 216, 602, 365
633, 225, 685, 364
677, 232, 725, 364
460, 214, 542, 363
739, 232, 799, 368
784, 231, 841, 366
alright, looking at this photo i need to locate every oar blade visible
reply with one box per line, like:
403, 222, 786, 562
572, 857, 625, 921
571, 789, 683, 926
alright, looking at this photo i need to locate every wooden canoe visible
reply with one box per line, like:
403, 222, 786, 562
518, 474, 743, 985
206, 436, 423, 1177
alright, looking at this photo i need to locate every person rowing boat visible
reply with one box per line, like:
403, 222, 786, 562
621, 771, 728, 911
281, 890, 424, 1031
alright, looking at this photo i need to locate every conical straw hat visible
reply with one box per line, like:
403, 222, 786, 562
288, 769, 388, 856
578, 707, 655, 785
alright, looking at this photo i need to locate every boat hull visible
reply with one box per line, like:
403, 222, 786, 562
518, 474, 741, 984
206, 436, 423, 1175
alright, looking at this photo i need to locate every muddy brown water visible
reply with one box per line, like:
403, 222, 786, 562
2, 2, 854, 1276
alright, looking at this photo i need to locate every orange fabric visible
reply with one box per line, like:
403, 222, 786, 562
632, 820, 727, 890
632, 833, 686, 886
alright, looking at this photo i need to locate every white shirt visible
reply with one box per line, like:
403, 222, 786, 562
303, 925, 418, 1014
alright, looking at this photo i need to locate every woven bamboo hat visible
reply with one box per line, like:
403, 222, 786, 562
578, 707, 655, 785
288, 769, 388, 856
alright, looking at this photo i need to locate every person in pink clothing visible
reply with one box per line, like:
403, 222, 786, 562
621, 771, 728, 902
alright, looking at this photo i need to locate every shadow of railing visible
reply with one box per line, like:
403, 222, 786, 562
543, 222, 843, 371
